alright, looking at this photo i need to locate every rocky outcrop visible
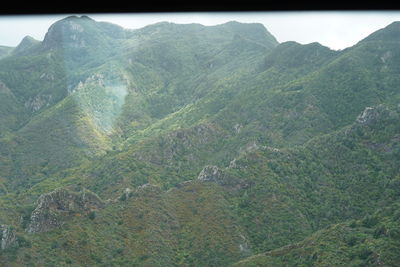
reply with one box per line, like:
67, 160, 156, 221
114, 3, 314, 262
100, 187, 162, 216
239, 141, 267, 155
0, 225, 17, 250
197, 165, 224, 183
356, 104, 390, 125
27, 188, 105, 233
135, 183, 162, 196
238, 233, 251, 257
197, 165, 252, 190
24, 94, 52, 112
0, 80, 12, 94
42, 16, 89, 49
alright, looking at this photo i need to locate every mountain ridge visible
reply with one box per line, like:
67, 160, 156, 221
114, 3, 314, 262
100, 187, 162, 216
0, 16, 399, 266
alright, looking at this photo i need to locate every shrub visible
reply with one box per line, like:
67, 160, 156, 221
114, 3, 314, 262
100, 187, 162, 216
361, 215, 378, 228
346, 235, 358, 247
119, 193, 127, 201
88, 211, 96, 220
373, 225, 386, 238
357, 247, 373, 260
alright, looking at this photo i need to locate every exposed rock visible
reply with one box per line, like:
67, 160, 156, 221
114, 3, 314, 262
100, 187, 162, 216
135, 183, 162, 196
43, 16, 91, 49
0, 225, 17, 250
39, 72, 55, 81
27, 188, 105, 233
380, 50, 392, 64
85, 73, 105, 87
356, 104, 390, 125
228, 158, 238, 169
124, 187, 133, 196
24, 94, 52, 112
238, 233, 251, 257
197, 165, 224, 183
0, 80, 11, 94
239, 141, 266, 155
265, 146, 281, 153
118, 187, 133, 201
197, 165, 253, 190
228, 146, 280, 171
70, 74, 105, 94
233, 123, 242, 134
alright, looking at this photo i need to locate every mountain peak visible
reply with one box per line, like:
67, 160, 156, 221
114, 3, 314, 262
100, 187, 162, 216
12, 35, 39, 55
360, 21, 400, 43
41, 15, 126, 51
42, 15, 98, 49
220, 20, 279, 49
57, 15, 95, 24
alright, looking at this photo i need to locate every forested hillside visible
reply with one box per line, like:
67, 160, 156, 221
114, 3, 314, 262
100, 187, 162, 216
0, 16, 399, 266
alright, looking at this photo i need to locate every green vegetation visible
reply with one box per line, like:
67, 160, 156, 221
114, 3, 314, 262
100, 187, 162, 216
233, 202, 400, 267
0, 15, 399, 266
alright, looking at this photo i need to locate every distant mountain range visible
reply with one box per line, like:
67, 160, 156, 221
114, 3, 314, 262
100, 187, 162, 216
0, 15, 399, 266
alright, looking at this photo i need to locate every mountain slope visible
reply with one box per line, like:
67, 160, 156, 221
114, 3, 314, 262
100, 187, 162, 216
233, 201, 400, 267
0, 45, 13, 59
1, 102, 399, 266
0, 16, 279, 192
0, 17, 400, 267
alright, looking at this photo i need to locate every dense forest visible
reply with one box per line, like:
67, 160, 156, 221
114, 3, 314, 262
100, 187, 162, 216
0, 15, 399, 266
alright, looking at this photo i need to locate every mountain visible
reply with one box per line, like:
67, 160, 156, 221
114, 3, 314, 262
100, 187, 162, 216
0, 15, 279, 191
12, 36, 40, 56
233, 201, 400, 266
0, 45, 13, 59
0, 15, 399, 266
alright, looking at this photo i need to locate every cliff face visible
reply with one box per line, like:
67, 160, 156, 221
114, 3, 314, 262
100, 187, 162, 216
27, 188, 105, 233
0, 225, 17, 250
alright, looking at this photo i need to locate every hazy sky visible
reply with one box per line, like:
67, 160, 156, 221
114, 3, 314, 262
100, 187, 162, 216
0, 11, 399, 50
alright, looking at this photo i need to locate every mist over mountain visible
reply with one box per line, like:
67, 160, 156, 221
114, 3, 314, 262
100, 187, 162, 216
0, 15, 399, 266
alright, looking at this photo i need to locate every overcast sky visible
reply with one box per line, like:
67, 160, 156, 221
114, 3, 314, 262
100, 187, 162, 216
0, 11, 399, 50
